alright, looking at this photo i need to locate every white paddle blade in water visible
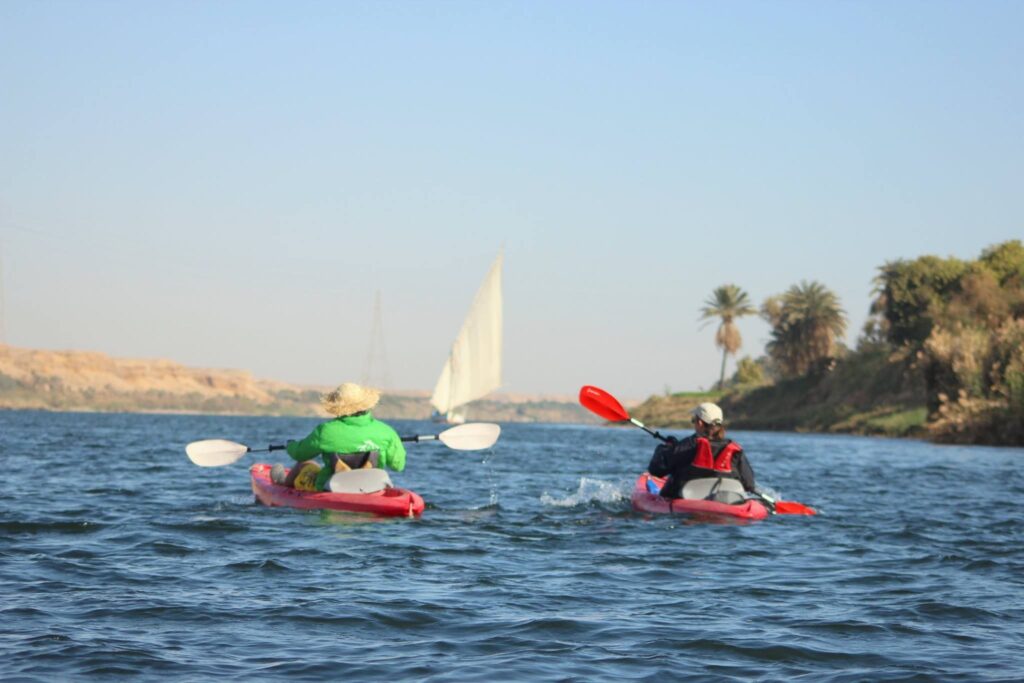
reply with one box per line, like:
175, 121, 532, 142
438, 423, 501, 451
185, 439, 250, 467
328, 468, 392, 493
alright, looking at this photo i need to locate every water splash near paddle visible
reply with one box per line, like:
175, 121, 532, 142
540, 477, 628, 508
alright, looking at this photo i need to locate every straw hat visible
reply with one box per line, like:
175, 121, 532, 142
320, 383, 381, 417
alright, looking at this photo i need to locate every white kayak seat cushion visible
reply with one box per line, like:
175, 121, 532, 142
327, 468, 393, 494
681, 477, 747, 505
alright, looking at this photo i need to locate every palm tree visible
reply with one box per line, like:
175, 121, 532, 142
700, 284, 757, 389
763, 281, 847, 376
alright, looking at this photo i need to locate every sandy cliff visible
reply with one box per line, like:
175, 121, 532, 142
0, 345, 595, 422
0, 345, 294, 407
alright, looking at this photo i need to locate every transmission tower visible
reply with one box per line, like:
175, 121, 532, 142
361, 290, 391, 389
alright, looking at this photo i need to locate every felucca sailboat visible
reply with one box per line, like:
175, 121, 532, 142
430, 251, 503, 423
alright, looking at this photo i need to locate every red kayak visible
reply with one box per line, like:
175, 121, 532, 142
631, 473, 770, 521
250, 464, 425, 517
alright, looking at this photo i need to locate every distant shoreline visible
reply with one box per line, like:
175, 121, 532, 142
0, 344, 597, 424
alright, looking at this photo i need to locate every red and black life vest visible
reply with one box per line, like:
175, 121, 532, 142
690, 437, 741, 474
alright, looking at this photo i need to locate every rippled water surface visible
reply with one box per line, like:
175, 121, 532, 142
3, 410, 1024, 681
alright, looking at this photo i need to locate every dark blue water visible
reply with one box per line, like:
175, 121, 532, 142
2, 410, 1024, 681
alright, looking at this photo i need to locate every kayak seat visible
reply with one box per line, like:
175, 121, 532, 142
328, 468, 393, 494
681, 477, 747, 505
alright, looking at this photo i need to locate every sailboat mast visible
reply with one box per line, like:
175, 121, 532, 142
361, 290, 391, 388
446, 348, 455, 420
0, 240, 6, 345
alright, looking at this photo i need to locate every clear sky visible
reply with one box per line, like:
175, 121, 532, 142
2, 1, 1022, 399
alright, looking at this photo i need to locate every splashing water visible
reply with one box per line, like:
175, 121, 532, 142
540, 477, 627, 507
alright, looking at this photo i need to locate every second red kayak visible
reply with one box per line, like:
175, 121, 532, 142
250, 464, 425, 517
631, 473, 770, 520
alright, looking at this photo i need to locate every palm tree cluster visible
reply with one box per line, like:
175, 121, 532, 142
700, 281, 847, 386
763, 281, 847, 377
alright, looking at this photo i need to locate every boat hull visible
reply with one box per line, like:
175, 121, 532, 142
631, 473, 769, 520
250, 464, 425, 517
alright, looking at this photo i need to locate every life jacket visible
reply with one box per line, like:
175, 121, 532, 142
656, 436, 745, 499
690, 437, 741, 474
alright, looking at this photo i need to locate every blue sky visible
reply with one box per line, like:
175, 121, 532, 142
2, 1, 1022, 399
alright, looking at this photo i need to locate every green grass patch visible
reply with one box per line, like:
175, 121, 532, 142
669, 391, 723, 400
863, 407, 928, 435
829, 406, 928, 436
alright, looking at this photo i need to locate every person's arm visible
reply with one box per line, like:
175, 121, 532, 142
647, 438, 676, 476
647, 435, 695, 476
285, 425, 324, 462
380, 425, 407, 472
734, 450, 756, 492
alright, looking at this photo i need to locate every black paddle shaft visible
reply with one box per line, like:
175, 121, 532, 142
247, 444, 287, 453
630, 418, 668, 442
401, 434, 438, 443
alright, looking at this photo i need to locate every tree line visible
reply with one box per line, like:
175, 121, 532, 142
699, 239, 1024, 444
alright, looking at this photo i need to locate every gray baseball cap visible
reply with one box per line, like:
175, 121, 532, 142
691, 402, 724, 425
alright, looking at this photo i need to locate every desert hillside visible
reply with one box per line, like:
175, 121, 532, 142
0, 345, 596, 423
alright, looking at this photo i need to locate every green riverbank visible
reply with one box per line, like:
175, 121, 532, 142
632, 346, 929, 439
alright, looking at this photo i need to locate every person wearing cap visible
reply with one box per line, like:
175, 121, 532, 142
270, 383, 407, 492
646, 402, 756, 499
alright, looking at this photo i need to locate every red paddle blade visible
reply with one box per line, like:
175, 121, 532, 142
774, 501, 817, 515
579, 385, 630, 422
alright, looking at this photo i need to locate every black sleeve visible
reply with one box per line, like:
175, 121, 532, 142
647, 441, 675, 477
647, 435, 695, 477
733, 450, 756, 492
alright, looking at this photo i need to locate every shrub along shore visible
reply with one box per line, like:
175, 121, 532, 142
632, 347, 928, 439
635, 240, 1024, 447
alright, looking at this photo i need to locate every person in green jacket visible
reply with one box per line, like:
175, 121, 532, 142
270, 383, 407, 492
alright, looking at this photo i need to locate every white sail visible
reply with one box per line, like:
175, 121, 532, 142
431, 251, 503, 419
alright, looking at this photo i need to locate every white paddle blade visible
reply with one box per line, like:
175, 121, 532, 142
185, 439, 250, 467
328, 468, 392, 494
438, 422, 501, 451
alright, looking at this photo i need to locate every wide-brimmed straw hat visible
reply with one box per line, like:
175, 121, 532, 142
320, 383, 381, 416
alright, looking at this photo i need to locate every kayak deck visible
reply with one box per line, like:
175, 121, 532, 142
631, 473, 769, 520
250, 464, 425, 517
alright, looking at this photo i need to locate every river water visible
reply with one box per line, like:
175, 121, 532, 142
2, 410, 1023, 681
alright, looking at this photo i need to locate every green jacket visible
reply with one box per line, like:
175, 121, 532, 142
285, 412, 406, 491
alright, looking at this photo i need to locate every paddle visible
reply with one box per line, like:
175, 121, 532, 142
578, 385, 816, 516
753, 494, 813, 516
185, 439, 285, 467
184, 422, 502, 467
402, 422, 501, 450
579, 385, 669, 441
